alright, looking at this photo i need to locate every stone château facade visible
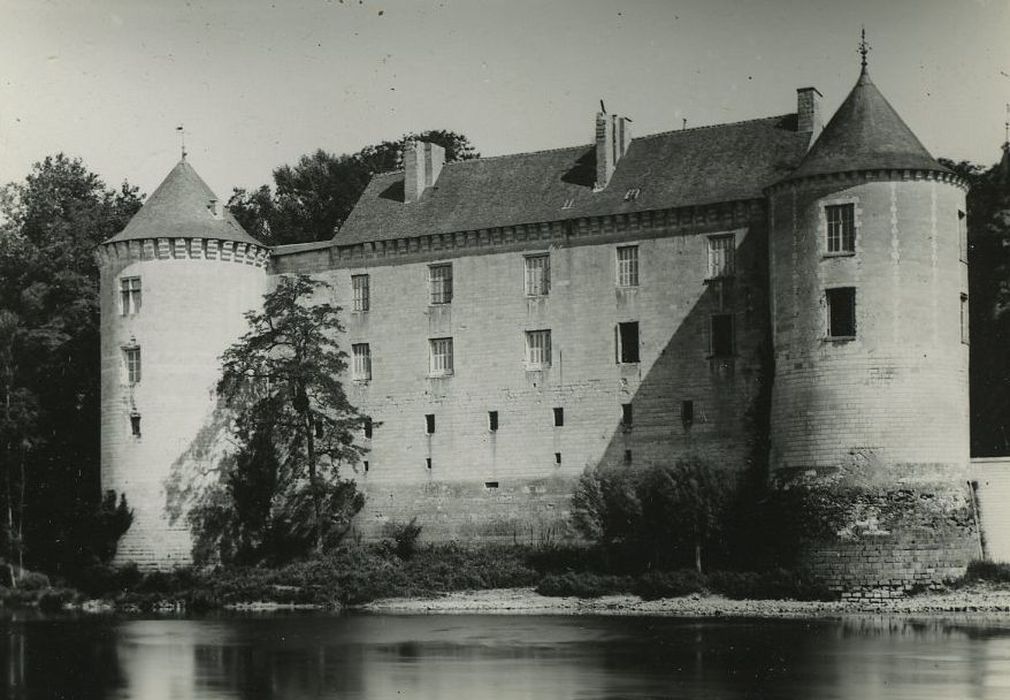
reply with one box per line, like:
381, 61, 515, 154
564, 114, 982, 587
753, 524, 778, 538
98, 59, 980, 592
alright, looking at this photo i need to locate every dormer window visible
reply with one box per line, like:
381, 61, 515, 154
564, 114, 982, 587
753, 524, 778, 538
561, 198, 575, 210
624, 188, 641, 202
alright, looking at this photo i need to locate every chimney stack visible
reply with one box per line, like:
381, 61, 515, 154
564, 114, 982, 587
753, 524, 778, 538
404, 140, 446, 203
797, 87, 823, 143
595, 112, 632, 190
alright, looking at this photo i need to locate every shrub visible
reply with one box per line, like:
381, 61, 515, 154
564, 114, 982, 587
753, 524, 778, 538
16, 571, 51, 591
707, 569, 833, 601
383, 518, 423, 560
632, 570, 706, 600
964, 559, 1010, 583
536, 572, 634, 598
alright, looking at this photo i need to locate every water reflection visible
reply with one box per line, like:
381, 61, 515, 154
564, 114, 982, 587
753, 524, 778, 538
3, 612, 1010, 698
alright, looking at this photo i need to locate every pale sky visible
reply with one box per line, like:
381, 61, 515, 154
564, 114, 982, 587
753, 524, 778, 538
1, 0, 1008, 199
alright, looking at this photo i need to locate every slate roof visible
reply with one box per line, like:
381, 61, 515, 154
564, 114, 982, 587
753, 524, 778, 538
327, 114, 811, 247
784, 68, 948, 182
106, 160, 260, 246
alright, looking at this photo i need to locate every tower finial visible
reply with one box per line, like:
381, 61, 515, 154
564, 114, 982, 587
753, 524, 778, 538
858, 26, 871, 69
176, 124, 187, 161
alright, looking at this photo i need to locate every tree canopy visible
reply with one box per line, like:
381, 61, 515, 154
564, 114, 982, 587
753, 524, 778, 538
0, 154, 140, 576
189, 275, 369, 563
228, 130, 478, 246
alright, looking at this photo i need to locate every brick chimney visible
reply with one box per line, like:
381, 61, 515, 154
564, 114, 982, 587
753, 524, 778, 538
595, 113, 632, 190
797, 87, 823, 143
404, 140, 446, 203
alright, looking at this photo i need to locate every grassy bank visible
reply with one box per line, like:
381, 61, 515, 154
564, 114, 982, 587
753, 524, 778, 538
0, 542, 843, 612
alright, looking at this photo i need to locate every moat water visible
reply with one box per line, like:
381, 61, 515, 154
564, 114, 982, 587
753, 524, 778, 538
3, 611, 1010, 699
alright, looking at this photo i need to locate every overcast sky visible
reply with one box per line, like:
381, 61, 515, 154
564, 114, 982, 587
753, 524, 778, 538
1, 0, 1008, 198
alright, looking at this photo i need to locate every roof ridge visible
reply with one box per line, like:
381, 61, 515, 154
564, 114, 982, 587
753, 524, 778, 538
366, 114, 795, 177
639, 113, 795, 140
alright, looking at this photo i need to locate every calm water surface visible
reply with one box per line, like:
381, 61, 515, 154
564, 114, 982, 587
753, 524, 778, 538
3, 611, 1010, 699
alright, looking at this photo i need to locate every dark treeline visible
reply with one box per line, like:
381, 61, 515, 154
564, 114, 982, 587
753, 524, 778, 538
947, 154, 1010, 455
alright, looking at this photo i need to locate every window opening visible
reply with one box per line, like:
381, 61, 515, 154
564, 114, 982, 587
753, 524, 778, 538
621, 403, 633, 430
120, 277, 142, 315
425, 414, 435, 434
616, 245, 639, 287
352, 343, 372, 381
710, 314, 734, 357
129, 412, 141, 437
553, 407, 564, 427
352, 274, 370, 312
617, 322, 640, 363
707, 235, 735, 278
826, 287, 856, 338
525, 329, 552, 369
524, 254, 551, 296
681, 400, 694, 429
429, 264, 453, 304
364, 417, 373, 439
554, 452, 562, 465
959, 210, 968, 262
429, 337, 454, 376
826, 204, 856, 253
488, 410, 499, 432
124, 347, 141, 384
484, 481, 499, 489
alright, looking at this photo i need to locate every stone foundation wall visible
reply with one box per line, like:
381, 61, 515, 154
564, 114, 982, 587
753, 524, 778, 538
785, 475, 980, 596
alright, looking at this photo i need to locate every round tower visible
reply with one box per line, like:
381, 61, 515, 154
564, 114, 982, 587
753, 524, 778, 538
97, 160, 269, 568
767, 64, 974, 593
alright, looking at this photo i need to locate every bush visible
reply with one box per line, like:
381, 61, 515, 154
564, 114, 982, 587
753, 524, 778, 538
707, 569, 833, 601
16, 570, 51, 591
963, 559, 1010, 584
536, 572, 634, 598
632, 570, 706, 600
383, 518, 423, 560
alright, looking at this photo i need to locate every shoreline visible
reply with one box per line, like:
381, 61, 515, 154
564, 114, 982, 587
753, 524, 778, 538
355, 586, 1010, 618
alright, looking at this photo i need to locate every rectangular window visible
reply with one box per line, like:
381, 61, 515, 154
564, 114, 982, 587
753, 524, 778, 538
710, 314, 734, 357
554, 452, 562, 465
124, 347, 141, 384
485, 481, 499, 489
959, 210, 968, 262
363, 417, 373, 439
352, 274, 370, 312
363, 460, 369, 473
425, 414, 435, 434
429, 337, 454, 376
426, 457, 432, 469
616, 245, 639, 287
681, 400, 694, 429
616, 321, 640, 363
524, 254, 550, 296
525, 329, 552, 369
826, 204, 856, 253
120, 277, 142, 315
961, 294, 970, 345
621, 403, 633, 430
488, 410, 499, 432
826, 287, 856, 338
352, 343, 371, 381
429, 264, 453, 304
707, 235, 735, 279
554, 407, 564, 427
624, 449, 633, 464
129, 412, 141, 438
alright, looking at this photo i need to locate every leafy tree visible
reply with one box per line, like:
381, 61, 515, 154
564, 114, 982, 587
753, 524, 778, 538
229, 130, 479, 245
0, 154, 141, 576
202, 274, 369, 561
571, 458, 730, 573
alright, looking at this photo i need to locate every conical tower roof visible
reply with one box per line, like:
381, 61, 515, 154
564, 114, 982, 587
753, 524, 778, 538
105, 159, 261, 246
785, 67, 949, 182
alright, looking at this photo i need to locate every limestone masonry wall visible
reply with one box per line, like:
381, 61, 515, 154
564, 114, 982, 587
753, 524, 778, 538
99, 238, 268, 568
275, 205, 770, 541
